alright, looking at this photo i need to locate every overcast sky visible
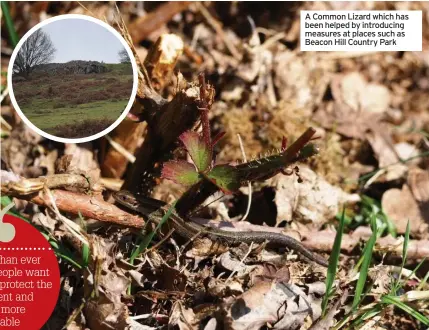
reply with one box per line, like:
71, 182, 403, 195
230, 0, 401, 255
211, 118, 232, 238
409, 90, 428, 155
41, 18, 127, 63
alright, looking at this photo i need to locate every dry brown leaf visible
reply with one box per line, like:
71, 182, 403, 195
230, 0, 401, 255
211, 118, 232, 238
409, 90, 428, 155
99, 270, 130, 303
368, 265, 393, 295
207, 276, 244, 297
330, 72, 389, 114
251, 263, 290, 285
128, 270, 146, 287
314, 72, 391, 139
90, 235, 116, 272
83, 235, 132, 329
203, 318, 218, 330
128, 320, 156, 330
1, 123, 43, 176
270, 166, 359, 225
218, 251, 257, 278
32, 212, 57, 232
408, 167, 429, 203
61, 143, 101, 189
308, 288, 348, 330
156, 264, 187, 291
335, 72, 366, 111
382, 184, 429, 235
366, 130, 419, 182
314, 102, 382, 140
221, 281, 324, 330
361, 83, 391, 114
333, 71, 390, 114
35, 148, 58, 175
85, 298, 129, 330
170, 301, 199, 330
65, 321, 85, 330
274, 51, 333, 109
186, 236, 229, 259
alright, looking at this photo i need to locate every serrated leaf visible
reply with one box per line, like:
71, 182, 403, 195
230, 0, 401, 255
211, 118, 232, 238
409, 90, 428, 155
180, 131, 211, 172
235, 142, 319, 182
206, 165, 240, 193
162, 161, 200, 186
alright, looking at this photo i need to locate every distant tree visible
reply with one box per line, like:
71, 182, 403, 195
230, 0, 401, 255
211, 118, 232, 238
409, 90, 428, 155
118, 48, 130, 64
13, 29, 56, 79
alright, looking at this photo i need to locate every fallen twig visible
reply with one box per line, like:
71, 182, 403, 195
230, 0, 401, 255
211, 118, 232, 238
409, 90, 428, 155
128, 1, 191, 43
196, 2, 241, 60
1, 172, 94, 195
5, 189, 145, 229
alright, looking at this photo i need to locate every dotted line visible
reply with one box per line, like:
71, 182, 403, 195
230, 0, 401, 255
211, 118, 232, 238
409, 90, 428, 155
0, 247, 52, 251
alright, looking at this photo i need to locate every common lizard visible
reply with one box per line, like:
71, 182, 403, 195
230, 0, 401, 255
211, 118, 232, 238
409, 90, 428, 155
113, 190, 329, 267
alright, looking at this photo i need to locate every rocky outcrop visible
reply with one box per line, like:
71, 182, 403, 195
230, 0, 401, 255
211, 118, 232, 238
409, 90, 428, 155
84, 63, 107, 74
34, 61, 108, 75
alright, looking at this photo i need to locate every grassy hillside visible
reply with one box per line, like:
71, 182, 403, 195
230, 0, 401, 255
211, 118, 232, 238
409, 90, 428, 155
12, 62, 133, 139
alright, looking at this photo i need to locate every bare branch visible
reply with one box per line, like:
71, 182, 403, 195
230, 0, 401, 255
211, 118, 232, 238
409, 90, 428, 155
117, 47, 130, 64
13, 29, 56, 79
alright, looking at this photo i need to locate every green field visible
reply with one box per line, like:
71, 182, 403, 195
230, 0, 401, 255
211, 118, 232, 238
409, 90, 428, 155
12, 63, 133, 138
28, 100, 128, 131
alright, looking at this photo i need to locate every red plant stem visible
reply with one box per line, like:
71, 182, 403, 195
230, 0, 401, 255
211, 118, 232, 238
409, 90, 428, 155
198, 73, 213, 160
281, 136, 288, 151
211, 131, 226, 147
284, 127, 316, 159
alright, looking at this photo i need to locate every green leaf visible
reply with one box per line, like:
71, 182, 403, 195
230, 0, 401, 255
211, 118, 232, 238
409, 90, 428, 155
206, 165, 240, 193
162, 160, 201, 186
402, 220, 410, 264
392, 221, 412, 294
417, 270, 429, 291
180, 131, 211, 172
322, 207, 346, 316
1, 2, 19, 47
130, 201, 177, 264
235, 142, 319, 183
81, 244, 90, 268
352, 215, 378, 311
381, 295, 429, 326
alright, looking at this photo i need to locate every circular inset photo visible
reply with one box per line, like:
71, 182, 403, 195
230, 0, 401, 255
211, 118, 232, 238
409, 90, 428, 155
7, 14, 138, 143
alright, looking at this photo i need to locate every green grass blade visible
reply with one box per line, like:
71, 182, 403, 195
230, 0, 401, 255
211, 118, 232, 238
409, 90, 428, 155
349, 305, 382, 329
417, 271, 429, 291
81, 244, 90, 267
352, 214, 378, 311
357, 151, 429, 184
322, 207, 346, 315
129, 201, 177, 264
381, 295, 429, 326
405, 258, 426, 283
77, 211, 90, 267
127, 201, 178, 295
55, 250, 83, 269
392, 220, 410, 294
1, 1, 19, 47
402, 220, 410, 263
385, 214, 397, 237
